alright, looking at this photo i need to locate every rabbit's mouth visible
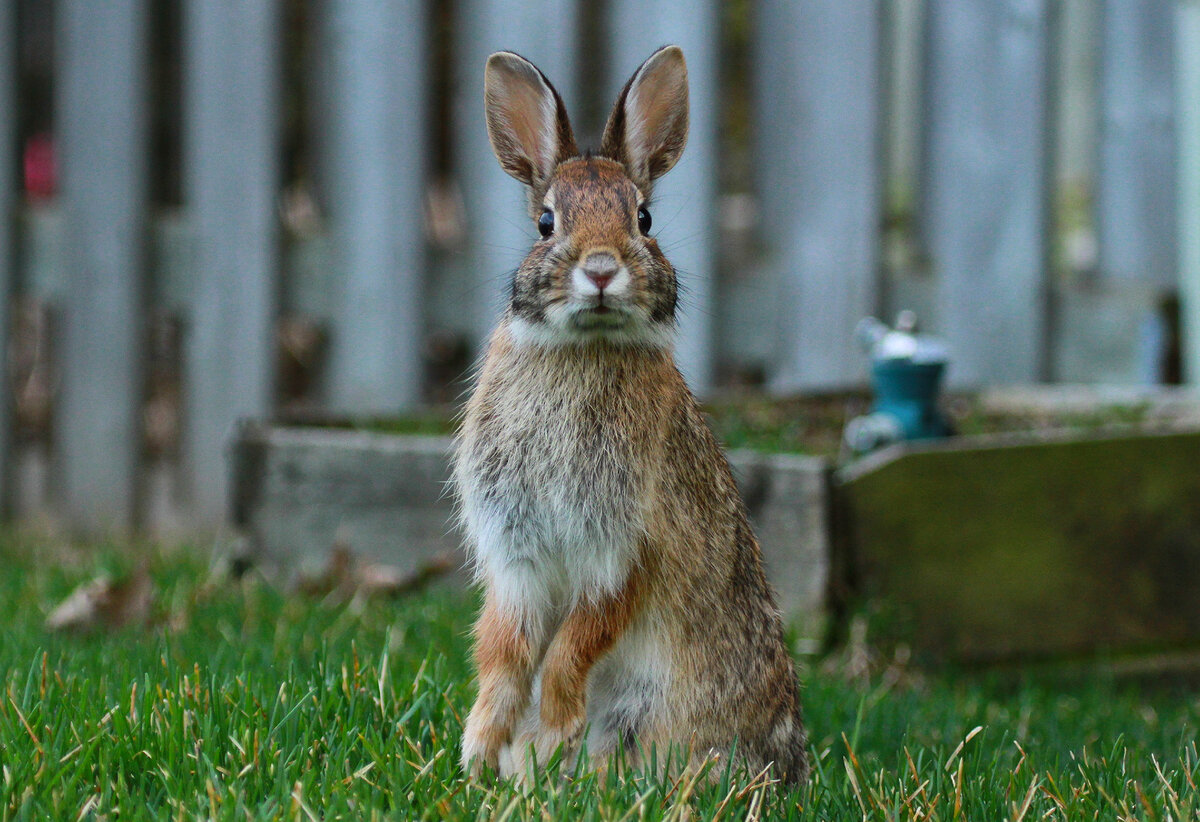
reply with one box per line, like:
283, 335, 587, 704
570, 305, 632, 329
512, 301, 673, 349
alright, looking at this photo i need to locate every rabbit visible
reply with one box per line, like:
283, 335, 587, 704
453, 45, 809, 786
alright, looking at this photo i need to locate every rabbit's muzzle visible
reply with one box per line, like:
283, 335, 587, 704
570, 250, 633, 324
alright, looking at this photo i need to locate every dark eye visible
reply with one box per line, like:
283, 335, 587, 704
538, 208, 555, 238
637, 206, 652, 235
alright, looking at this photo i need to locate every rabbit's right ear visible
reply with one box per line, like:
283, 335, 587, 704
484, 52, 577, 190
600, 45, 689, 196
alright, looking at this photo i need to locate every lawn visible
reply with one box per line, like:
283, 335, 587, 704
2, 532, 1199, 820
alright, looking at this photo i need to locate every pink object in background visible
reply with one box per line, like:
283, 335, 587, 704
24, 133, 57, 201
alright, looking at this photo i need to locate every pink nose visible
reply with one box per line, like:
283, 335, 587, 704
582, 254, 619, 291
587, 271, 615, 290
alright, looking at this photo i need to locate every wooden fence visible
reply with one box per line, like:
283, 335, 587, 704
1, 0, 1198, 533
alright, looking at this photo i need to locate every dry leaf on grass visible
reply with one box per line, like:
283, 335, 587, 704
296, 542, 455, 600
45, 566, 155, 633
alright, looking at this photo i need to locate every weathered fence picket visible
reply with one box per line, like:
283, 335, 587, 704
921, 0, 1054, 386
321, 0, 426, 415
608, 0, 719, 394
1097, 0, 1177, 291
1181, 0, 1200, 384
183, 0, 281, 523
56, 0, 148, 531
756, 0, 882, 392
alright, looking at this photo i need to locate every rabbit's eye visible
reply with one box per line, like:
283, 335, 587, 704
538, 209, 555, 238
637, 206, 652, 235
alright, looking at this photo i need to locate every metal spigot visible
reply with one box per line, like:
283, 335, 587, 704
845, 312, 951, 454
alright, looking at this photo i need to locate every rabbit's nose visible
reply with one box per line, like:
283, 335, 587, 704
581, 253, 619, 290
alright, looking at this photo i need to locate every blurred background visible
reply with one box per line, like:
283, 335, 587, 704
1, 0, 1199, 534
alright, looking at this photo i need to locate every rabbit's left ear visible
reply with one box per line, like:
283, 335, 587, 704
485, 52, 578, 190
600, 45, 689, 196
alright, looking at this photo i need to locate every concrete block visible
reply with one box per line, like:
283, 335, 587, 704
232, 426, 462, 581
728, 452, 832, 623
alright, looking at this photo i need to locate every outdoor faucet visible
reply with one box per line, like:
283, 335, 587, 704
845, 311, 952, 454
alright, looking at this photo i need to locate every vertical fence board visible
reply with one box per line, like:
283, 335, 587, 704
183, 0, 280, 524
56, 0, 148, 531
322, 0, 426, 414
921, 0, 1053, 385
455, 0, 579, 360
607, 0, 718, 394
1097, 0, 1177, 289
756, 2, 882, 392
0, 0, 14, 516
1180, 1, 1200, 384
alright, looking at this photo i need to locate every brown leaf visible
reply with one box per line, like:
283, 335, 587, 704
295, 543, 454, 600
295, 541, 355, 596
355, 553, 455, 597
45, 566, 154, 633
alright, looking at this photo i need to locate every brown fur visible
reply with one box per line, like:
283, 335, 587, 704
463, 593, 537, 766
535, 562, 645, 755
456, 46, 809, 786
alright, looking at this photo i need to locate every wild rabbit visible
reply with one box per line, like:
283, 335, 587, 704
454, 45, 808, 785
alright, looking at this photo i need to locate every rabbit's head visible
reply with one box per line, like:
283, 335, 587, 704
484, 46, 689, 348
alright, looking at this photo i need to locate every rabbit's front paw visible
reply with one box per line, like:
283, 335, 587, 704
461, 715, 507, 777
502, 732, 534, 783
504, 716, 584, 783
534, 715, 585, 769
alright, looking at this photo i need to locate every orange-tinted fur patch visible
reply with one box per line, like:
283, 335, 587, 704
538, 565, 644, 731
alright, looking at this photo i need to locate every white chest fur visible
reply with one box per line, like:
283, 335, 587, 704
453, 353, 653, 619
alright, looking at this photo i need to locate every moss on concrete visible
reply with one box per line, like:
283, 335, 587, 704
839, 429, 1200, 661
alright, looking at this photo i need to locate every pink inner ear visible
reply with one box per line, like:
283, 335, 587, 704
623, 52, 687, 181
503, 81, 551, 170
636, 93, 677, 146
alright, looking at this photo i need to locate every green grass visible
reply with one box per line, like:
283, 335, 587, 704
3, 533, 1200, 820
